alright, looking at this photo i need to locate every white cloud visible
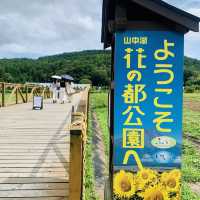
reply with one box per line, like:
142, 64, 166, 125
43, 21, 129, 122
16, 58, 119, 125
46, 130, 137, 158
187, 8, 200, 17
163, 0, 200, 59
0, 0, 199, 59
0, 0, 103, 58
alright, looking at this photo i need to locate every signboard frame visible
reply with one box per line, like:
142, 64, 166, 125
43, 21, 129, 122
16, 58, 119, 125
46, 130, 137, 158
33, 96, 44, 110
112, 30, 184, 200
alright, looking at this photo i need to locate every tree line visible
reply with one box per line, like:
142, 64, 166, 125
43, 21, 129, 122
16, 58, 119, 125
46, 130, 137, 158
0, 50, 200, 88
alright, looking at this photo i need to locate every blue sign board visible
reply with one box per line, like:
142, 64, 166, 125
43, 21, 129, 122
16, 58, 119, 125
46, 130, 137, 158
113, 31, 183, 200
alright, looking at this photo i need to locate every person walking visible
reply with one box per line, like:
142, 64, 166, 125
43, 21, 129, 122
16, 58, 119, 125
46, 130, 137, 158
65, 81, 72, 103
51, 75, 61, 103
56, 80, 61, 102
60, 79, 67, 104
52, 80, 57, 103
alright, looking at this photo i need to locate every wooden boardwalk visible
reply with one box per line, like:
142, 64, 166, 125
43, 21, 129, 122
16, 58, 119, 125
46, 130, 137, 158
0, 93, 81, 200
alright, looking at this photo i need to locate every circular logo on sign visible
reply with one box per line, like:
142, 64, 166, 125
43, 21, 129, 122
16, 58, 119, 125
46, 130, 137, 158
151, 136, 176, 149
154, 151, 172, 164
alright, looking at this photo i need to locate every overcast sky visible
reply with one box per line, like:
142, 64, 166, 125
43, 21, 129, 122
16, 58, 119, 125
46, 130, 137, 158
0, 0, 199, 59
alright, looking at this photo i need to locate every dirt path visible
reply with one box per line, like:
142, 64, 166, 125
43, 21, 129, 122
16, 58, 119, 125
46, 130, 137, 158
189, 183, 200, 196
184, 100, 200, 112
185, 135, 200, 151
92, 112, 107, 200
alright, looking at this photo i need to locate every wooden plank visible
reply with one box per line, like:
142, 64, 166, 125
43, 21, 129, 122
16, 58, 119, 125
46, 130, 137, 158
0, 144, 68, 148
0, 94, 82, 200
0, 173, 68, 178
0, 183, 68, 190
0, 160, 68, 164
0, 155, 69, 159
0, 168, 67, 173
0, 172, 68, 178
0, 189, 68, 197
0, 197, 67, 200
0, 149, 68, 153
0, 163, 68, 168
0, 133, 69, 136
0, 140, 69, 144
0, 177, 68, 183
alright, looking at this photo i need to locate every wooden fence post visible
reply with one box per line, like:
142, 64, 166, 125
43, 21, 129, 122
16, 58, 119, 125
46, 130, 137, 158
69, 125, 83, 200
16, 87, 19, 104
2, 83, 5, 107
25, 85, 28, 103
0, 82, 52, 107
69, 88, 90, 200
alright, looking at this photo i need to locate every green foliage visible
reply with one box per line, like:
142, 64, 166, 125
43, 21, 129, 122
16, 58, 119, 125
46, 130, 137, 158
185, 56, 200, 72
184, 93, 200, 102
183, 108, 200, 139
91, 91, 108, 109
184, 57, 200, 88
0, 50, 111, 86
0, 50, 200, 88
91, 92, 109, 159
182, 140, 200, 182
182, 182, 200, 200
183, 93, 200, 139
90, 92, 200, 199
185, 86, 196, 93
84, 100, 99, 200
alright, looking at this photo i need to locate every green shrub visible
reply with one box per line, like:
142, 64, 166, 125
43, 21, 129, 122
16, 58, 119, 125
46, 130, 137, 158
185, 86, 195, 93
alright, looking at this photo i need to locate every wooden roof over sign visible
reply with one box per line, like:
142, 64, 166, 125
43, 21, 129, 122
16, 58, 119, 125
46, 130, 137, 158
101, 0, 200, 48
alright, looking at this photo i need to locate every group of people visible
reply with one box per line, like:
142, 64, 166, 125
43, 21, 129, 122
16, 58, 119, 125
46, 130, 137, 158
51, 76, 73, 104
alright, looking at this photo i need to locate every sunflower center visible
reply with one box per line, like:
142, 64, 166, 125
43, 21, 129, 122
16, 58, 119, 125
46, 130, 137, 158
142, 173, 149, 179
120, 179, 131, 192
147, 191, 164, 200
167, 178, 176, 188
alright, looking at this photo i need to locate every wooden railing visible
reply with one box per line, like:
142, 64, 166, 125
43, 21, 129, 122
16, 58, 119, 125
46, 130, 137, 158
0, 82, 52, 107
69, 87, 89, 200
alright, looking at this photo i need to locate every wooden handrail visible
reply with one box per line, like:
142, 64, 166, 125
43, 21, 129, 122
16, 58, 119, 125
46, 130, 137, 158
0, 82, 52, 107
69, 88, 90, 200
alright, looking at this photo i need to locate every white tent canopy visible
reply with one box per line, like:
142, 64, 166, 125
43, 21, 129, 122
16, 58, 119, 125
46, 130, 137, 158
51, 75, 61, 80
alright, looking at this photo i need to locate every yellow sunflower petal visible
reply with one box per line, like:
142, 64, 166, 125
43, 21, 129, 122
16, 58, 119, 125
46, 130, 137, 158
136, 168, 158, 191
161, 169, 181, 193
113, 170, 136, 198
141, 184, 170, 200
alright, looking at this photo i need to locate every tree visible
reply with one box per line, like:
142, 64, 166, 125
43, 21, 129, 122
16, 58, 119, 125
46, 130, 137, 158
91, 69, 110, 86
4, 73, 13, 83
0, 50, 199, 88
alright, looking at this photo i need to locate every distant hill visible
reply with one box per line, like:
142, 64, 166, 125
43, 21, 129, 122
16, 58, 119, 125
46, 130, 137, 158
0, 50, 199, 86
0, 50, 111, 86
185, 56, 200, 72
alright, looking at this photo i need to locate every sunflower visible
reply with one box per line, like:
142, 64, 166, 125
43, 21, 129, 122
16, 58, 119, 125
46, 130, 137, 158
169, 169, 181, 180
136, 168, 158, 191
140, 184, 170, 200
171, 193, 181, 200
113, 170, 136, 198
161, 170, 180, 193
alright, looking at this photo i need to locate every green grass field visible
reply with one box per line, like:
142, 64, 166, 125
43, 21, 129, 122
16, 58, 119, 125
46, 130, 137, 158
184, 93, 200, 102
183, 93, 200, 139
83, 107, 99, 200
0, 92, 24, 106
87, 91, 200, 200
91, 92, 109, 158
